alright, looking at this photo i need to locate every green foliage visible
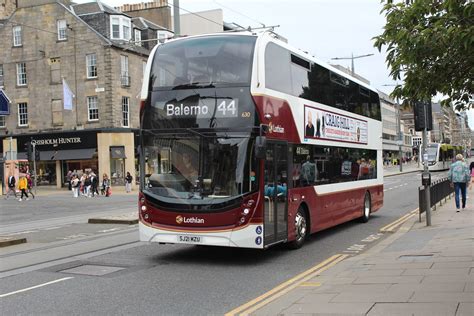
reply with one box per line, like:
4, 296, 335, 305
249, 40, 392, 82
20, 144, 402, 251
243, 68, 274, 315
374, 0, 473, 110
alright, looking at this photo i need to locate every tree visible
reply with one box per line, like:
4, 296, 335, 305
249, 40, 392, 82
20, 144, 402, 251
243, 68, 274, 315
374, 0, 473, 110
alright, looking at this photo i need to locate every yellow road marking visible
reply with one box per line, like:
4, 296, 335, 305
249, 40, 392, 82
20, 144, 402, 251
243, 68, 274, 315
299, 282, 321, 287
380, 208, 418, 233
225, 254, 348, 316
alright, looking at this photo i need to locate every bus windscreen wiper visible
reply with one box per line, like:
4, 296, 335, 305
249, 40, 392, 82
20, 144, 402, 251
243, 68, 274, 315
172, 82, 215, 90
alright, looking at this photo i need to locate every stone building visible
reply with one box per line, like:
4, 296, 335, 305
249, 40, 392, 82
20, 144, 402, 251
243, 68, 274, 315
0, 0, 172, 189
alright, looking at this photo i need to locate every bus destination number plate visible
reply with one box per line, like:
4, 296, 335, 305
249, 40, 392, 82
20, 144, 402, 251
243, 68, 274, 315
178, 235, 202, 243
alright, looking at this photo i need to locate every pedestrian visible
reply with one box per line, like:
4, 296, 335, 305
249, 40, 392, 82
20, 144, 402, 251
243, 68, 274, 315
470, 161, 474, 191
26, 174, 35, 199
18, 175, 29, 201
90, 172, 99, 197
447, 154, 471, 212
101, 173, 110, 197
66, 170, 73, 190
84, 174, 92, 197
79, 173, 86, 196
125, 171, 133, 193
5, 173, 17, 199
71, 175, 80, 198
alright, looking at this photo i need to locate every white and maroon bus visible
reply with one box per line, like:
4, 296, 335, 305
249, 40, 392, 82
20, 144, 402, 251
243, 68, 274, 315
138, 31, 383, 249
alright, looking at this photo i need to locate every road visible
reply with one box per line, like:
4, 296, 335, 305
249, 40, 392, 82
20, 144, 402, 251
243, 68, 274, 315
0, 171, 449, 315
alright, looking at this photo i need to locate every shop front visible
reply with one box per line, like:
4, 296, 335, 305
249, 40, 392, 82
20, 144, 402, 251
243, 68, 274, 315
4, 130, 137, 189
15, 131, 98, 187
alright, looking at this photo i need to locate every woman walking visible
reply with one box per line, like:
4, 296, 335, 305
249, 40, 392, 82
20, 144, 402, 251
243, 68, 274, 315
448, 154, 471, 212
125, 171, 133, 193
26, 174, 35, 199
18, 175, 29, 202
71, 175, 80, 198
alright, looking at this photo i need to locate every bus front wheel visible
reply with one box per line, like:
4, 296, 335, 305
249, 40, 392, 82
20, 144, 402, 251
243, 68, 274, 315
360, 192, 371, 223
288, 207, 308, 249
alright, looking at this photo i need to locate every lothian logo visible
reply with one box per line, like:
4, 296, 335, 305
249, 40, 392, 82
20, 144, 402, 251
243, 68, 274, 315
175, 215, 204, 224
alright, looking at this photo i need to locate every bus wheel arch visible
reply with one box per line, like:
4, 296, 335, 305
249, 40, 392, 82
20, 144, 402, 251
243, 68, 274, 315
360, 191, 371, 223
288, 203, 310, 250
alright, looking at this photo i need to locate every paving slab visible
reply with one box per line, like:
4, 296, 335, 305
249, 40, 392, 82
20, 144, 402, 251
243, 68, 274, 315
366, 262, 433, 270
432, 261, 474, 269
330, 288, 413, 303
456, 303, 474, 316
402, 268, 471, 276
409, 292, 474, 303
389, 282, 465, 293
249, 288, 314, 316
352, 275, 423, 284
422, 274, 474, 283
336, 269, 404, 278
464, 282, 474, 292
282, 302, 373, 315
367, 302, 458, 316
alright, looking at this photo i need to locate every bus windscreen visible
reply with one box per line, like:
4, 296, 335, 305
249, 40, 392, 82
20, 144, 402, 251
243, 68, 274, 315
151, 35, 256, 89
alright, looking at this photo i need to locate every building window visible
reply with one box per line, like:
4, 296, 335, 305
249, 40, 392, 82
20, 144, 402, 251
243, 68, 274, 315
87, 96, 99, 121
13, 26, 22, 46
134, 29, 141, 46
0, 64, 4, 88
120, 55, 129, 86
18, 102, 28, 126
123, 24, 130, 40
110, 16, 131, 40
111, 17, 120, 39
0, 116, 5, 128
57, 19, 67, 41
86, 54, 97, 78
16, 62, 27, 86
122, 97, 129, 127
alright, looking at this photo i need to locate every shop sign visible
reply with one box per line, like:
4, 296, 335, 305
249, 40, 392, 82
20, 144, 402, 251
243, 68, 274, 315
17, 131, 97, 151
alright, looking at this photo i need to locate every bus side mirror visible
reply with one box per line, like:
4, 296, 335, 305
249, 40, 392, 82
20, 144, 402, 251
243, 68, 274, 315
255, 136, 267, 159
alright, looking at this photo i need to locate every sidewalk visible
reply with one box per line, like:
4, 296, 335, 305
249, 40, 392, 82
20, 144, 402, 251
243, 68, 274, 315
251, 195, 473, 315
383, 162, 422, 177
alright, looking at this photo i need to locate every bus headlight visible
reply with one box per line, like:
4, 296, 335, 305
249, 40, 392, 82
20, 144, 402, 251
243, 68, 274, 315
141, 205, 147, 212
243, 208, 250, 215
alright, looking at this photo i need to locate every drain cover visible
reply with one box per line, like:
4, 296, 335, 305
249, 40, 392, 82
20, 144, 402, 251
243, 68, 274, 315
398, 254, 433, 261
60, 264, 125, 276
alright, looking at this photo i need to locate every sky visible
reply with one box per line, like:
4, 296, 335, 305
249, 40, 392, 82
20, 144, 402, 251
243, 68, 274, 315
75, 0, 473, 127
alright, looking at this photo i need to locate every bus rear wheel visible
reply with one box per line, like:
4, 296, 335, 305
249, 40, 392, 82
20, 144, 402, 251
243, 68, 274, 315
288, 207, 308, 249
360, 192, 371, 223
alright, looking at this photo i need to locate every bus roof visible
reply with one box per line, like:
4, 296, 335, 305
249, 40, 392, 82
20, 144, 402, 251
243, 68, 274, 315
143, 30, 379, 97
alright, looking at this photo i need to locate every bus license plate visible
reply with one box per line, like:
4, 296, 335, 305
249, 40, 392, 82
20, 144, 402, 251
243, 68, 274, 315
178, 235, 202, 243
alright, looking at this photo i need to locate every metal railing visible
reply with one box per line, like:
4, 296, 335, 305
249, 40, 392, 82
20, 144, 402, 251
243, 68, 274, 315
418, 177, 453, 220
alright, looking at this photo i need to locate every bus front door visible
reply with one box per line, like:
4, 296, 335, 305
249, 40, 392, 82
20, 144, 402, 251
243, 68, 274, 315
263, 142, 288, 246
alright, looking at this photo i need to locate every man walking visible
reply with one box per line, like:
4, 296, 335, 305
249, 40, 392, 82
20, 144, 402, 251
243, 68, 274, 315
448, 154, 471, 212
5, 173, 17, 199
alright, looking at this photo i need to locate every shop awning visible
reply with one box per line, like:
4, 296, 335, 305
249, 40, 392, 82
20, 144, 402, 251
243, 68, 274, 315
54, 148, 96, 160
18, 149, 96, 161
110, 146, 126, 159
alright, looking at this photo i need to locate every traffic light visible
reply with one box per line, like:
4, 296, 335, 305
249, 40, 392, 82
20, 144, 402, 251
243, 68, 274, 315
25, 141, 32, 161
35, 148, 40, 161
413, 100, 433, 131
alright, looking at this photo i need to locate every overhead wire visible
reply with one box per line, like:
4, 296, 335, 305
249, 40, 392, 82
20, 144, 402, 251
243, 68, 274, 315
212, 0, 266, 27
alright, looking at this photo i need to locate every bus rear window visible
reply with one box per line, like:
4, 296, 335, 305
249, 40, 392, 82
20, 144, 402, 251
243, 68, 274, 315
151, 35, 256, 89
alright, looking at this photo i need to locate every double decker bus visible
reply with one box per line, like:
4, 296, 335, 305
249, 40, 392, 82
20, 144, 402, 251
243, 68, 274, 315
138, 32, 383, 249
425, 143, 464, 171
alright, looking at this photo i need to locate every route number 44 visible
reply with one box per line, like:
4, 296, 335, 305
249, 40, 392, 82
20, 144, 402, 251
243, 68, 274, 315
217, 100, 237, 116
